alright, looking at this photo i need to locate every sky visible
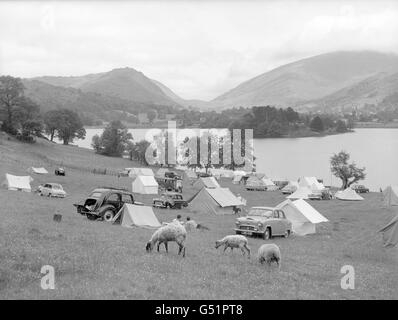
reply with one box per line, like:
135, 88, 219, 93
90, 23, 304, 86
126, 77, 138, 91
1, 0, 398, 101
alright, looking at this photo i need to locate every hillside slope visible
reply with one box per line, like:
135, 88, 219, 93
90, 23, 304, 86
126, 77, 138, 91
210, 51, 398, 109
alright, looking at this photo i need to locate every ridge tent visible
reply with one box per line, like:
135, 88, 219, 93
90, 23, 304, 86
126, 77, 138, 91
382, 186, 398, 207
189, 187, 243, 215
193, 177, 220, 190
28, 167, 48, 174
262, 178, 279, 191
246, 176, 266, 190
113, 203, 161, 229
277, 199, 328, 235
128, 168, 154, 178
281, 181, 299, 194
335, 188, 364, 201
2, 174, 33, 192
132, 175, 158, 194
299, 177, 325, 191
378, 215, 398, 248
286, 186, 312, 199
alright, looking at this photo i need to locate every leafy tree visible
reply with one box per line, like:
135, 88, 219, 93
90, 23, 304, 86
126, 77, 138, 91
330, 151, 366, 189
310, 116, 324, 132
147, 110, 157, 124
0, 76, 25, 133
54, 109, 86, 145
335, 120, 348, 133
127, 140, 151, 165
92, 120, 132, 156
43, 110, 62, 141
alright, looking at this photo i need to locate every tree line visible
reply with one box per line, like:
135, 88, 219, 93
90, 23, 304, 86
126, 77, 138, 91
0, 76, 86, 144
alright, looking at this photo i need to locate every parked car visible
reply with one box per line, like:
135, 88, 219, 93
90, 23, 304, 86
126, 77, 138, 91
38, 183, 66, 198
153, 192, 188, 209
308, 189, 332, 200
235, 207, 292, 239
197, 172, 211, 178
73, 187, 138, 221
352, 185, 370, 193
55, 167, 65, 176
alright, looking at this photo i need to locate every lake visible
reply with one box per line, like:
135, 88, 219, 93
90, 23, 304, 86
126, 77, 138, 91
64, 128, 398, 191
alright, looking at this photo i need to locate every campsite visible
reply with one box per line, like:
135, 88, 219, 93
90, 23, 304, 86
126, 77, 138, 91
0, 135, 397, 299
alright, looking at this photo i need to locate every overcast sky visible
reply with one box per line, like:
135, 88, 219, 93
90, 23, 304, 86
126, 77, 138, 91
1, 0, 398, 100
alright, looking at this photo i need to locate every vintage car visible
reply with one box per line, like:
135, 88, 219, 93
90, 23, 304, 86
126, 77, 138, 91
153, 192, 188, 209
308, 189, 332, 200
352, 185, 370, 193
235, 207, 292, 239
55, 167, 65, 176
38, 183, 66, 198
73, 188, 139, 221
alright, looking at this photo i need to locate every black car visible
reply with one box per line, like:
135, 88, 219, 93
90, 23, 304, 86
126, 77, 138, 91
352, 185, 370, 193
55, 167, 65, 176
153, 192, 188, 209
73, 188, 137, 221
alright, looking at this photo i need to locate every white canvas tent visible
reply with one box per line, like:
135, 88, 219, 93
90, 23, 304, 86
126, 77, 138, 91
193, 176, 220, 189
132, 175, 158, 194
112, 203, 161, 229
28, 167, 48, 174
379, 215, 398, 248
246, 176, 266, 189
277, 199, 328, 235
2, 174, 33, 192
233, 175, 244, 184
262, 177, 279, 191
189, 187, 243, 215
281, 181, 299, 194
382, 186, 398, 207
299, 177, 325, 191
128, 168, 154, 178
335, 188, 364, 201
287, 186, 312, 199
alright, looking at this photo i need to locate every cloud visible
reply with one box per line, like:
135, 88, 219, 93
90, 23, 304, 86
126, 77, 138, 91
0, 0, 397, 100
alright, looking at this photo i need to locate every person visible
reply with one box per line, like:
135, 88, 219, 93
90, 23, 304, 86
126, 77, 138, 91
184, 216, 198, 231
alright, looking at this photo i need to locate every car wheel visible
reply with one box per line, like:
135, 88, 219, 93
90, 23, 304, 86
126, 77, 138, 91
263, 228, 271, 240
284, 230, 290, 238
103, 210, 115, 222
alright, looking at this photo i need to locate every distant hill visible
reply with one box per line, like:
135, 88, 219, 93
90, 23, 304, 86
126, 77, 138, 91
22, 79, 178, 124
209, 51, 398, 110
32, 67, 183, 107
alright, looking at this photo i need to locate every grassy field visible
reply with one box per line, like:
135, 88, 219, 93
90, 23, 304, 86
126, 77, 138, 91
0, 134, 397, 299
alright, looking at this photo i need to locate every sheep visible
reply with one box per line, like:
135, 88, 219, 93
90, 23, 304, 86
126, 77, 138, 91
145, 221, 187, 257
215, 235, 250, 257
257, 243, 281, 269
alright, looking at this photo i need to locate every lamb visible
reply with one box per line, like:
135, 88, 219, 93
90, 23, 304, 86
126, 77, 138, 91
257, 243, 281, 269
215, 235, 250, 257
145, 221, 187, 257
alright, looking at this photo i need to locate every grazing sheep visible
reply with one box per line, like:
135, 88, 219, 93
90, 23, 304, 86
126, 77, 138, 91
215, 235, 250, 257
145, 221, 187, 257
257, 243, 281, 269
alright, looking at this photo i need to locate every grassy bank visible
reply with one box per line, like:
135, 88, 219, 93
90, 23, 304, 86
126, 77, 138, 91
0, 135, 397, 299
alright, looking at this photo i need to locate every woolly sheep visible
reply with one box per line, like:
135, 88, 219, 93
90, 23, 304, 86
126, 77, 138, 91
215, 235, 250, 257
146, 221, 187, 257
257, 243, 281, 269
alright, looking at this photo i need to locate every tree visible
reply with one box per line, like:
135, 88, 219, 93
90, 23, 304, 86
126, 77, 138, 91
335, 120, 348, 133
147, 110, 157, 124
330, 151, 366, 189
92, 120, 132, 156
127, 140, 151, 165
310, 116, 324, 132
54, 109, 86, 145
43, 110, 62, 141
0, 76, 25, 133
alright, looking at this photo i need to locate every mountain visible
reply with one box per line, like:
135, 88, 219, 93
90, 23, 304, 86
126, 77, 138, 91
32, 67, 183, 107
209, 51, 398, 110
21, 79, 179, 124
298, 71, 398, 112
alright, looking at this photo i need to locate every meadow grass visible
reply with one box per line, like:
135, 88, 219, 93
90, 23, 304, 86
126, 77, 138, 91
0, 136, 397, 299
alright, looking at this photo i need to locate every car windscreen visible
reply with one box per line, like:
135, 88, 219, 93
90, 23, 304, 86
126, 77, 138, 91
90, 192, 102, 199
52, 184, 62, 190
248, 209, 273, 218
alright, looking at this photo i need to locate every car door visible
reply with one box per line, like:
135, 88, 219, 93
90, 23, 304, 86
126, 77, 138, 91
278, 210, 290, 232
42, 184, 50, 196
271, 210, 282, 235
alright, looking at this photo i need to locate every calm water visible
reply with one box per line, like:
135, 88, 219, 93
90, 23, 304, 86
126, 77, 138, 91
65, 128, 398, 191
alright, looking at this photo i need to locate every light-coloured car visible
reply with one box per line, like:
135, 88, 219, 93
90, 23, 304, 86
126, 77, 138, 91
235, 207, 292, 239
38, 183, 66, 198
